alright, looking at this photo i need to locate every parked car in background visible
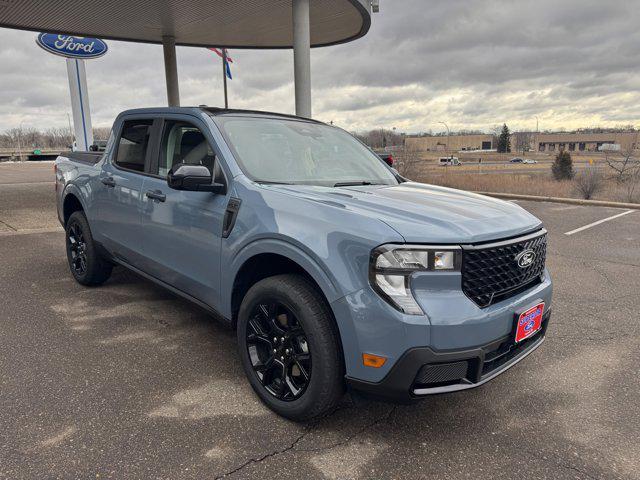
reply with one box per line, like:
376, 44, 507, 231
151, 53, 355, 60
376, 152, 394, 167
55, 107, 552, 421
439, 156, 461, 166
509, 158, 537, 164
89, 140, 108, 152
523, 158, 538, 164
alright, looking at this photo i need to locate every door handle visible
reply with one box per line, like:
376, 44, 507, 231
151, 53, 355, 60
145, 190, 166, 202
101, 177, 116, 187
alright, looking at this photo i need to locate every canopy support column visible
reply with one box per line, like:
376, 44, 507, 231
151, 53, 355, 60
162, 36, 180, 107
293, 0, 311, 118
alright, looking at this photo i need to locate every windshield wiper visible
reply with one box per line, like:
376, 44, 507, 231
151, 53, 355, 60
333, 181, 383, 187
254, 180, 294, 185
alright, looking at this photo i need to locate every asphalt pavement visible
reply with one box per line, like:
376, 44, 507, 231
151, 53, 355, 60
0, 162, 638, 479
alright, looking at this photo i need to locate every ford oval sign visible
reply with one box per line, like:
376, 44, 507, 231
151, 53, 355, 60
515, 249, 536, 269
36, 33, 108, 59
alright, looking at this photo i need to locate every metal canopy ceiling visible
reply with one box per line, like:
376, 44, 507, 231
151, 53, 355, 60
0, 0, 371, 48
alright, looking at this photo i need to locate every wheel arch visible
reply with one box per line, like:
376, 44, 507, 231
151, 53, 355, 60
226, 239, 342, 318
62, 185, 87, 226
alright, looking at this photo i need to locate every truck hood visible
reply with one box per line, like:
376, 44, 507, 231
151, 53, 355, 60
268, 182, 542, 244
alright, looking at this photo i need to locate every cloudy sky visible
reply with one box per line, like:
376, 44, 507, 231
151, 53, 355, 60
1, 0, 639, 134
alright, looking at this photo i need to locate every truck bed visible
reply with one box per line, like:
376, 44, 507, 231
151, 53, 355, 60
63, 151, 103, 165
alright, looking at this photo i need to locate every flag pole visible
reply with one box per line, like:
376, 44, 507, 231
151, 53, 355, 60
222, 48, 229, 109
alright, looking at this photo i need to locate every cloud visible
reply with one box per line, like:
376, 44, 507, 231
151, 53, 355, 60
0, 0, 638, 134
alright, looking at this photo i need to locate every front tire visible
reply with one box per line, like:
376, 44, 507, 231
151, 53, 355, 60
237, 274, 344, 421
65, 211, 112, 286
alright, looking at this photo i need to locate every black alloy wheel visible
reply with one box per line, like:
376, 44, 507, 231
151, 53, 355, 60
245, 301, 312, 401
67, 221, 88, 276
237, 274, 345, 421
65, 211, 113, 286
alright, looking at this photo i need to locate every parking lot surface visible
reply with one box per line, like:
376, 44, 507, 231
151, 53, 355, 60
1, 163, 638, 479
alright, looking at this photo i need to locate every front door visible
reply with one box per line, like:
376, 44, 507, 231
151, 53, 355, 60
94, 118, 156, 265
139, 118, 229, 309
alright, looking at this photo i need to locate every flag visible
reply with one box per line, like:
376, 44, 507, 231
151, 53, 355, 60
208, 48, 233, 63
224, 54, 232, 80
209, 47, 233, 79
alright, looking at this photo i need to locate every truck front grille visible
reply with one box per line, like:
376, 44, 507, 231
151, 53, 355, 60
461, 230, 547, 308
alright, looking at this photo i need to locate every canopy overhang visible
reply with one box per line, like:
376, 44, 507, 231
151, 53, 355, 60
0, 0, 371, 48
1, 0, 373, 117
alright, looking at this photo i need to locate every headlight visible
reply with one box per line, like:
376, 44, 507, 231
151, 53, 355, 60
370, 245, 462, 315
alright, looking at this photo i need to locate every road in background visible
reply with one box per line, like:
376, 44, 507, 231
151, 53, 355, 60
424, 162, 605, 176
0, 162, 58, 233
1, 164, 638, 479
0, 161, 55, 185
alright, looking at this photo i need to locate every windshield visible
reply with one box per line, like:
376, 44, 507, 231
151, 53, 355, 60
214, 116, 398, 187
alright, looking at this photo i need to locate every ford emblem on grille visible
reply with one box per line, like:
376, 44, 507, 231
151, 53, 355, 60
515, 249, 536, 268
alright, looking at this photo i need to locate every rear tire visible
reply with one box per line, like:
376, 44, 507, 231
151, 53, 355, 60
237, 274, 344, 421
65, 211, 112, 286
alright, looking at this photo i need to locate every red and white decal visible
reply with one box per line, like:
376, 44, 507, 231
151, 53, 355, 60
515, 303, 544, 343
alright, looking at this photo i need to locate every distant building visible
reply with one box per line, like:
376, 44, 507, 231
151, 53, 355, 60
406, 131, 639, 154
406, 134, 494, 152
532, 132, 639, 153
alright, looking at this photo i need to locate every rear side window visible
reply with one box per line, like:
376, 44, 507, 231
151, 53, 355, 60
115, 120, 153, 173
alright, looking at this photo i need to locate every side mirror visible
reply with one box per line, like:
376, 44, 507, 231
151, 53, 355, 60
167, 164, 226, 193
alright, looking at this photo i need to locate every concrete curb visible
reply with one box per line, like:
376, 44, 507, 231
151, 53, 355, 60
476, 191, 640, 210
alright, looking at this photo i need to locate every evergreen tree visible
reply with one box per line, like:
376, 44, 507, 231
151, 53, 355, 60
552, 150, 575, 180
497, 124, 511, 153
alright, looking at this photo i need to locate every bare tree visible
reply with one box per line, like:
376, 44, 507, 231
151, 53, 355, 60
513, 132, 534, 154
0, 128, 21, 148
605, 133, 640, 183
394, 144, 423, 179
0, 127, 73, 149
574, 167, 604, 200
622, 167, 640, 203
93, 127, 112, 141
0, 126, 112, 150
601, 133, 640, 203
352, 129, 404, 149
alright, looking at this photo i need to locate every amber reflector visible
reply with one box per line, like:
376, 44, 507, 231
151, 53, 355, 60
362, 353, 387, 368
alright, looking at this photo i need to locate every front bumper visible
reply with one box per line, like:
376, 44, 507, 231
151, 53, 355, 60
331, 267, 552, 384
347, 311, 550, 402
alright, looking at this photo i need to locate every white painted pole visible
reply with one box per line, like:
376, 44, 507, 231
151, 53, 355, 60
65, 58, 94, 151
163, 36, 180, 107
293, 0, 312, 117
17, 121, 23, 161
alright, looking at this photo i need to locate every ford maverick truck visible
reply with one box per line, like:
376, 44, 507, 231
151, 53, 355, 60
55, 107, 552, 420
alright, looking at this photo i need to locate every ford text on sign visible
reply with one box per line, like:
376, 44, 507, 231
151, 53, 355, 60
36, 34, 108, 59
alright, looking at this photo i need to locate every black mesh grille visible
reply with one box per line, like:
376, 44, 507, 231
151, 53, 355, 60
462, 231, 547, 308
414, 361, 469, 386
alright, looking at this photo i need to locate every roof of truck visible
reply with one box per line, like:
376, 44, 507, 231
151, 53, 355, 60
202, 107, 322, 123
118, 107, 322, 124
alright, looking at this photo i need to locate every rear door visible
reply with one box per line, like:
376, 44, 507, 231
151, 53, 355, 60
139, 116, 229, 309
94, 117, 160, 264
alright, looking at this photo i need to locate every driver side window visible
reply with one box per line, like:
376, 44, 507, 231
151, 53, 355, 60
158, 121, 216, 177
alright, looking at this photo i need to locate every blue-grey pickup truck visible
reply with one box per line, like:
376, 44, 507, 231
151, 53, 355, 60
55, 107, 552, 421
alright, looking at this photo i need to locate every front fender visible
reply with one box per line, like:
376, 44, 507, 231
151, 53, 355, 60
221, 237, 341, 319
218, 178, 404, 319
